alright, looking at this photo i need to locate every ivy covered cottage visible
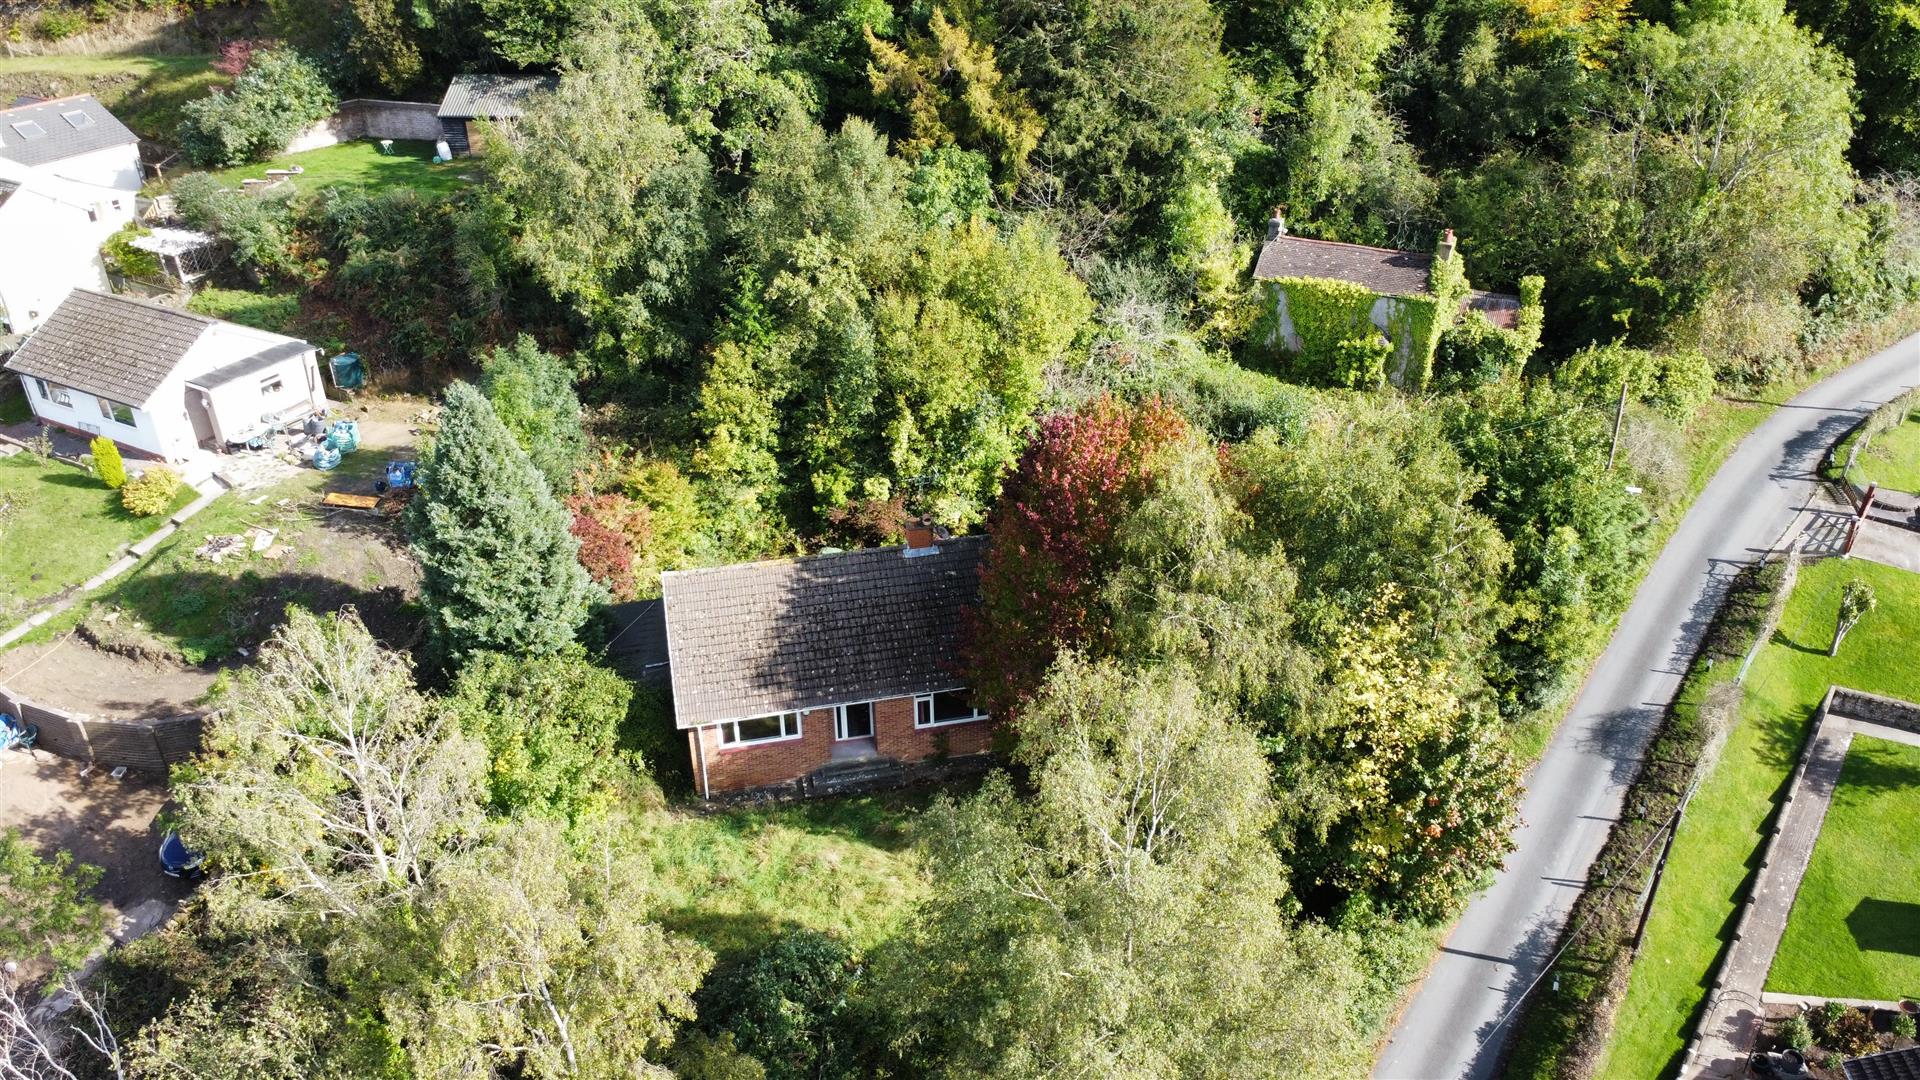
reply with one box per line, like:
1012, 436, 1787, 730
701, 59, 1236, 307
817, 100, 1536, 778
660, 523, 995, 798
1253, 210, 1543, 390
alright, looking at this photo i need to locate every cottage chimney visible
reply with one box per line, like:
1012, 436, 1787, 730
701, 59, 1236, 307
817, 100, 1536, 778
903, 517, 941, 557
1267, 206, 1288, 240
1437, 228, 1458, 263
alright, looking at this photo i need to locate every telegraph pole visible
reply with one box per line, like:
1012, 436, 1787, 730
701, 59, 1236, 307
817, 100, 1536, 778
1608, 373, 1630, 470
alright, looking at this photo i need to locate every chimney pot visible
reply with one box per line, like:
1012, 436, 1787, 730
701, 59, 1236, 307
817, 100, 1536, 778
1437, 228, 1458, 263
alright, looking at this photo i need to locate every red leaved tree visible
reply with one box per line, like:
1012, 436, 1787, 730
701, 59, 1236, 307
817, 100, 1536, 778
566, 494, 650, 600
966, 395, 1189, 719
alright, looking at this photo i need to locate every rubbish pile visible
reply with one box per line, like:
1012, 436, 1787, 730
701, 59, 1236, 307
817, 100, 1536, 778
195, 535, 247, 563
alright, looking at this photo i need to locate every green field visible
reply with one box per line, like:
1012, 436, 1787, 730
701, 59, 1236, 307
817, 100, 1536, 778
1769, 735, 1920, 1002
203, 140, 469, 196
0, 454, 193, 624
1598, 559, 1920, 1078
0, 53, 225, 143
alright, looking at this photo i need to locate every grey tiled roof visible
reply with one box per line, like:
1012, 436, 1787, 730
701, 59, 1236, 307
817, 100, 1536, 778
437, 74, 557, 119
3, 290, 212, 406
1254, 234, 1436, 297
662, 536, 986, 728
1849, 1047, 1920, 1080
0, 96, 137, 169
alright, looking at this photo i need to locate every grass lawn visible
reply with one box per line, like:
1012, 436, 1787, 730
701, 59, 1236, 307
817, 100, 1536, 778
0, 454, 193, 623
0, 53, 225, 142
638, 788, 941, 959
1768, 734, 1920, 1001
1849, 410, 1920, 493
1597, 559, 1920, 1078
202, 141, 468, 196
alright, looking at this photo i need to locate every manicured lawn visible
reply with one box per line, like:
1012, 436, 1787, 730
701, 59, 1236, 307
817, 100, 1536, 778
1598, 559, 1920, 1078
203, 141, 468, 196
638, 789, 941, 959
1851, 410, 1920, 493
0, 454, 192, 623
1768, 735, 1920, 1002
0, 53, 225, 143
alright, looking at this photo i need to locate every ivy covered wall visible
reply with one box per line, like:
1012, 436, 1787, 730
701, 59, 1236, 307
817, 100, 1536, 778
1257, 248, 1477, 391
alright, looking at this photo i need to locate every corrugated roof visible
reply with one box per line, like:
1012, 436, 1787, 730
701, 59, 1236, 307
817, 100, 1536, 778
1254, 234, 1437, 297
437, 74, 557, 119
662, 536, 985, 728
2, 290, 211, 406
185, 339, 313, 390
0, 95, 138, 169
1848, 1047, 1920, 1080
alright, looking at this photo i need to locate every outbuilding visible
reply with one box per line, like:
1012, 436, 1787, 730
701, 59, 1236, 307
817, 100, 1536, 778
3, 289, 327, 461
435, 74, 556, 156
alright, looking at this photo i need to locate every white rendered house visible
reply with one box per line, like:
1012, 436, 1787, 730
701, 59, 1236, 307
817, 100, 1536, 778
3, 290, 327, 462
0, 95, 143, 334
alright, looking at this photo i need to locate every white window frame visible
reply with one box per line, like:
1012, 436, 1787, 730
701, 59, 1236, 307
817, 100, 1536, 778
914, 688, 988, 729
715, 711, 803, 749
98, 397, 134, 426
261, 374, 286, 396
30, 377, 49, 400
834, 701, 876, 741
47, 383, 72, 407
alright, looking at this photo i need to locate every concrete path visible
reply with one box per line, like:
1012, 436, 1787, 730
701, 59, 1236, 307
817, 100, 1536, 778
1374, 337, 1920, 1080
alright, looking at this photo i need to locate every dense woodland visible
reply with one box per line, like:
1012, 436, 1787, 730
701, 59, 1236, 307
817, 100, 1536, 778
9, 0, 1920, 1076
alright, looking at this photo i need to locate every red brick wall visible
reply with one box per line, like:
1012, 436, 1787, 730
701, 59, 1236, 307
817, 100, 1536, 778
693, 707, 834, 797
873, 695, 997, 761
690, 697, 1000, 797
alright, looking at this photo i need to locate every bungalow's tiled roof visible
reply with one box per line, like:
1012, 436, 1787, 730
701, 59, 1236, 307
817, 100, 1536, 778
1849, 1047, 1920, 1080
0, 95, 137, 169
2, 289, 212, 406
437, 74, 557, 119
1254, 234, 1437, 298
662, 536, 985, 728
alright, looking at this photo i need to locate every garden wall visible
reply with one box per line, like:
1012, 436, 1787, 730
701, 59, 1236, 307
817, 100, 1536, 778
0, 682, 202, 772
1828, 687, 1920, 735
285, 99, 443, 154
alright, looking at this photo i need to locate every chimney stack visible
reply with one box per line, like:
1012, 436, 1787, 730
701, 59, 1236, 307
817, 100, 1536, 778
903, 517, 942, 557
1267, 206, 1287, 241
1437, 228, 1457, 263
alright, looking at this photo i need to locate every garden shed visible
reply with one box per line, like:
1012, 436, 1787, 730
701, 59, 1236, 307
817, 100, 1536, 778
436, 74, 557, 156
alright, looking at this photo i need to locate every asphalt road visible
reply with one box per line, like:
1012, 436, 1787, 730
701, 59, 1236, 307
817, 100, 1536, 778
1372, 335, 1920, 1080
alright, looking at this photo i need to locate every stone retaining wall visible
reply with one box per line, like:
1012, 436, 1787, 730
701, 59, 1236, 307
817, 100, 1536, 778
1828, 687, 1920, 735
285, 99, 444, 154
0, 683, 202, 773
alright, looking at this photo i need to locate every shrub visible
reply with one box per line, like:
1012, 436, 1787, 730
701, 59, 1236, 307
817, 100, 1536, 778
90, 436, 126, 489
187, 288, 300, 333
694, 930, 863, 1080
172, 174, 301, 282
25, 428, 54, 465
122, 466, 183, 516
1893, 1012, 1917, 1041
568, 501, 636, 600
177, 47, 336, 167
1824, 1007, 1877, 1057
1779, 1013, 1814, 1051
101, 223, 162, 280
32, 9, 90, 40
1556, 343, 1718, 422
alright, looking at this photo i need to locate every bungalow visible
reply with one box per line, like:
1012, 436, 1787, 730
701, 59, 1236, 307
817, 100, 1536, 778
3, 289, 327, 462
1254, 210, 1532, 390
0, 95, 142, 334
436, 74, 557, 157
662, 525, 994, 798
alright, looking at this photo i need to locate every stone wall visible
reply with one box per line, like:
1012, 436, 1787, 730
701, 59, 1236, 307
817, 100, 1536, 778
0, 683, 202, 773
1828, 686, 1920, 735
285, 99, 444, 154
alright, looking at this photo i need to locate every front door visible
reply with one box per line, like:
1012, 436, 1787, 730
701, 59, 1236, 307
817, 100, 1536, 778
835, 702, 874, 740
